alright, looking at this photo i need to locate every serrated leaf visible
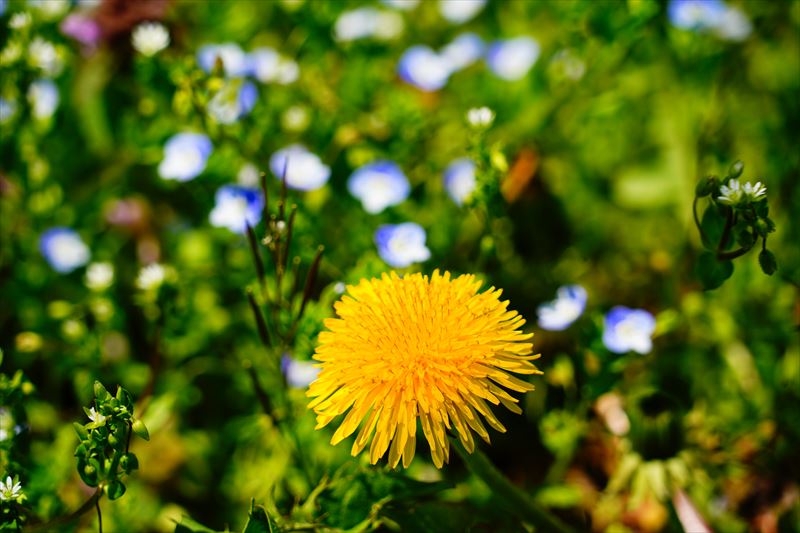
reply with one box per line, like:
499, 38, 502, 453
695, 252, 734, 290
759, 249, 777, 276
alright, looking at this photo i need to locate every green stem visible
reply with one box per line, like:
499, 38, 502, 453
716, 247, 750, 261
95, 495, 103, 533
452, 440, 575, 532
26, 488, 103, 533
692, 197, 706, 244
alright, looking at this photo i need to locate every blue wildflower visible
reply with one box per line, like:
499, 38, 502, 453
40, 227, 90, 273
667, 0, 727, 30
158, 133, 213, 182
197, 43, 250, 78
486, 37, 540, 81
209, 185, 264, 234
269, 144, 331, 191
440, 33, 485, 73
602, 306, 656, 354
281, 354, 320, 388
443, 158, 477, 205
347, 160, 410, 214
374, 222, 431, 268
207, 80, 258, 124
398, 45, 450, 92
537, 285, 587, 331
27, 79, 59, 120
0, 98, 17, 124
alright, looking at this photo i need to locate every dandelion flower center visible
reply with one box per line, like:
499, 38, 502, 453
307, 270, 542, 469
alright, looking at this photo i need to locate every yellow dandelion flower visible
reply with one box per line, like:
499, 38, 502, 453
307, 270, 542, 469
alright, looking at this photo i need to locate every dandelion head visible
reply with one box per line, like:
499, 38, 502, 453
307, 270, 541, 469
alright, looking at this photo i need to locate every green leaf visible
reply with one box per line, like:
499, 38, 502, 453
94, 381, 111, 402
73, 422, 89, 440
735, 228, 755, 248
700, 205, 726, 250
695, 252, 734, 290
174, 516, 223, 533
243, 504, 275, 533
759, 249, 777, 276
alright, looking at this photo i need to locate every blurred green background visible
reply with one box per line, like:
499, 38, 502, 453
1, 0, 798, 531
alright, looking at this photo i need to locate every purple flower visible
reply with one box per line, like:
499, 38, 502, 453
209, 185, 264, 234
60, 13, 101, 48
347, 160, 410, 214
602, 306, 656, 354
374, 222, 431, 268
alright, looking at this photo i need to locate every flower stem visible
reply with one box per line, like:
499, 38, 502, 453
452, 440, 575, 533
26, 488, 103, 533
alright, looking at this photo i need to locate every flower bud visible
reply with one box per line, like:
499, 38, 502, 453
728, 160, 744, 179
695, 175, 718, 197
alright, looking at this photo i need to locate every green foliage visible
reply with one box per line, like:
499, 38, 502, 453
73, 382, 148, 500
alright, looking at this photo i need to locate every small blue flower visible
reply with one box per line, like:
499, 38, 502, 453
398, 45, 450, 92
40, 227, 90, 273
602, 306, 656, 354
486, 37, 540, 81
209, 185, 264, 234
347, 160, 410, 214
0, 98, 17, 124
443, 158, 476, 205
27, 79, 59, 120
667, 0, 727, 30
197, 43, 250, 78
207, 80, 258, 124
269, 144, 331, 191
158, 133, 213, 182
537, 285, 587, 331
440, 33, 485, 73
374, 222, 431, 268
439, 0, 486, 24
281, 354, 320, 388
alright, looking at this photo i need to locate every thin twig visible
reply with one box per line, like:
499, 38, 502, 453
298, 246, 324, 321
247, 289, 272, 349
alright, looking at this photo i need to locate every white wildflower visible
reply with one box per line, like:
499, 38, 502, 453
0, 476, 22, 501
132, 22, 170, 57
466, 106, 495, 128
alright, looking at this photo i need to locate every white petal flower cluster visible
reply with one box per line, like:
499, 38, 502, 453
717, 179, 766, 206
